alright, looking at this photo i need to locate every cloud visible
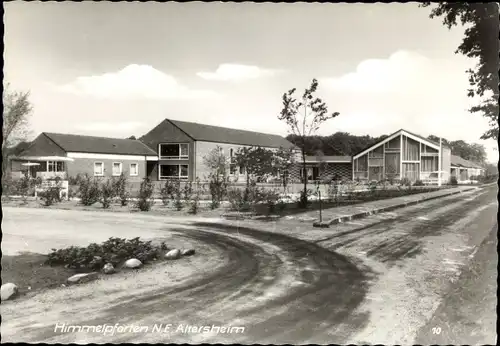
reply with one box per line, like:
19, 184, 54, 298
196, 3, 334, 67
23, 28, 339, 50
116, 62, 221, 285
57, 64, 219, 99
317, 50, 497, 161
320, 51, 432, 93
196, 63, 281, 82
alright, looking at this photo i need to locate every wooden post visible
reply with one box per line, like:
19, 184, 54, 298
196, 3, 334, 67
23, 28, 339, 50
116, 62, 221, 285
319, 190, 322, 223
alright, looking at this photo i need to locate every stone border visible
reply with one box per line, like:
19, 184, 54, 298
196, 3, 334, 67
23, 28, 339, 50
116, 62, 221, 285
313, 187, 477, 228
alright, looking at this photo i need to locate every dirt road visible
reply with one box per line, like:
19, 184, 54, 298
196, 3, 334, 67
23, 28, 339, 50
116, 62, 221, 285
1, 185, 496, 344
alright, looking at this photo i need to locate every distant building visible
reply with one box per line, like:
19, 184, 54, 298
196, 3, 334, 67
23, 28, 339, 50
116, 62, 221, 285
8, 122, 484, 185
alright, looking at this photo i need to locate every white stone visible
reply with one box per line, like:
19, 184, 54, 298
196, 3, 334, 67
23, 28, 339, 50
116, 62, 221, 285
102, 263, 115, 274
67, 272, 98, 284
165, 249, 181, 260
181, 249, 195, 257
124, 258, 142, 269
1, 283, 18, 301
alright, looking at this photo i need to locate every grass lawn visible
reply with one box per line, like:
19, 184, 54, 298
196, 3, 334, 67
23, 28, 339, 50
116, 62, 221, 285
1, 253, 76, 297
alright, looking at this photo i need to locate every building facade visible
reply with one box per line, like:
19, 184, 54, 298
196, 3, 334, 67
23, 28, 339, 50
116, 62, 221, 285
352, 129, 452, 183
9, 123, 485, 186
9, 132, 157, 182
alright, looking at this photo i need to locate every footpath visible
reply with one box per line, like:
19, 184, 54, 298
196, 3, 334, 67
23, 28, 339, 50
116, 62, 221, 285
307, 185, 480, 228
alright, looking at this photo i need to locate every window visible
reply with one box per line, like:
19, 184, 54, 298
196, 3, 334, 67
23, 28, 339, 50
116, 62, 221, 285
159, 164, 189, 180
159, 143, 189, 159
229, 148, 237, 175
112, 162, 122, 176
94, 162, 104, 176
130, 163, 139, 176
239, 165, 245, 174
48, 161, 64, 172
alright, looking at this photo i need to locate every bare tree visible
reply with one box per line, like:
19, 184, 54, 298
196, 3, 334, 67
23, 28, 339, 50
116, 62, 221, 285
278, 78, 339, 207
2, 84, 33, 181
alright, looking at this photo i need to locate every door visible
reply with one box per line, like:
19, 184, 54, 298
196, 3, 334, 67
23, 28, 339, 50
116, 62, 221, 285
385, 153, 400, 179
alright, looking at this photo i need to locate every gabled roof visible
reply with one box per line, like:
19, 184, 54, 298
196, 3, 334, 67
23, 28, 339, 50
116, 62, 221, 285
305, 155, 352, 163
353, 129, 444, 159
451, 155, 484, 169
167, 119, 295, 149
42, 132, 157, 156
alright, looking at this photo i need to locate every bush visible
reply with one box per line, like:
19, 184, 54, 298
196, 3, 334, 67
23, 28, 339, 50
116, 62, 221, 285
413, 179, 424, 186
297, 189, 313, 208
100, 179, 115, 209
173, 180, 184, 211
46, 237, 169, 270
449, 176, 458, 186
227, 188, 251, 212
181, 181, 193, 210
400, 177, 411, 187
38, 180, 63, 206
78, 174, 101, 206
260, 189, 280, 214
135, 178, 155, 211
208, 173, 228, 209
68, 174, 84, 186
160, 179, 177, 206
112, 173, 130, 206
16, 173, 36, 203
276, 198, 287, 213
188, 178, 203, 214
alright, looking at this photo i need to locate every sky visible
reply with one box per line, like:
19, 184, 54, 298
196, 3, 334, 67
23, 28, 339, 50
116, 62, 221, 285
4, 2, 498, 163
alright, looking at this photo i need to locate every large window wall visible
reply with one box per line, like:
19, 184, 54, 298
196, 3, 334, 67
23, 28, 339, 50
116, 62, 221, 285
353, 132, 441, 182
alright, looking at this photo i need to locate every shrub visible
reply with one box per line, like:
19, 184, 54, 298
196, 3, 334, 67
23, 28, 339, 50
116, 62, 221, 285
400, 177, 411, 187
112, 173, 130, 206
208, 173, 228, 209
78, 174, 101, 206
46, 237, 169, 270
100, 179, 115, 209
68, 174, 84, 186
160, 179, 177, 206
227, 188, 251, 212
16, 173, 36, 203
38, 180, 63, 206
276, 198, 287, 213
297, 189, 312, 208
181, 181, 193, 209
135, 178, 155, 211
260, 189, 280, 214
188, 178, 203, 214
172, 180, 184, 211
413, 179, 424, 186
449, 176, 458, 186
327, 182, 341, 203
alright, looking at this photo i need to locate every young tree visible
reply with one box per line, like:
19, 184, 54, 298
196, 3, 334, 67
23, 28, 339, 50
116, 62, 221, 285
278, 78, 339, 207
421, 3, 499, 140
203, 146, 230, 208
234, 146, 275, 201
2, 84, 33, 182
272, 146, 296, 193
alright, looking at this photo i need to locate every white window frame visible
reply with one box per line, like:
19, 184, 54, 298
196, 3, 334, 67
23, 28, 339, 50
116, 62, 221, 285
159, 143, 189, 160
229, 148, 238, 175
129, 163, 139, 176
159, 164, 189, 180
94, 162, 104, 176
112, 162, 123, 176
47, 161, 64, 172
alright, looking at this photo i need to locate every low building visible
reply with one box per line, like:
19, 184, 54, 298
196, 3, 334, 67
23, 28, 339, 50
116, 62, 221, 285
139, 118, 298, 181
450, 155, 485, 182
9, 132, 157, 181
351, 129, 452, 183
8, 123, 483, 186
